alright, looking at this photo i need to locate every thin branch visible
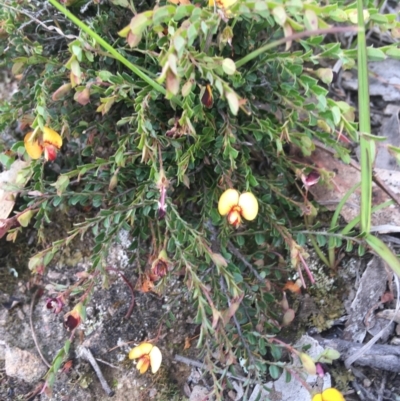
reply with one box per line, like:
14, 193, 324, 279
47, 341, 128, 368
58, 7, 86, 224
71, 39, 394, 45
30, 288, 51, 368
219, 276, 256, 369
227, 241, 265, 284
96, 358, 123, 370
106, 267, 135, 319
1, 2, 77, 39
78, 346, 115, 397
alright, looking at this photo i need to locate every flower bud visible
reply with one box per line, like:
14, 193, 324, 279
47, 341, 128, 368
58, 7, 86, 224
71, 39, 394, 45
46, 297, 64, 314
64, 302, 84, 331
151, 250, 169, 279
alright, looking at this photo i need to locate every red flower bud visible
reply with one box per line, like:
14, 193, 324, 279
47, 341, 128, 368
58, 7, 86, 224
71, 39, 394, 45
64, 302, 84, 331
150, 250, 170, 280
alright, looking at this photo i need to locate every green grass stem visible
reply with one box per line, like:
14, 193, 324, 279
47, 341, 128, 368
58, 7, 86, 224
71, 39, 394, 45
356, 0, 372, 234
47, 0, 183, 106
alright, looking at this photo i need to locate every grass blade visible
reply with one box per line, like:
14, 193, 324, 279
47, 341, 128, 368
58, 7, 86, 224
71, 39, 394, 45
357, 0, 373, 234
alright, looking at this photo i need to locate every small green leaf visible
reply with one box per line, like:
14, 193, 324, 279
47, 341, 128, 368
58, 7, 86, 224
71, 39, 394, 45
153, 6, 175, 26
272, 5, 287, 26
71, 44, 82, 61
174, 35, 186, 55
130, 11, 152, 35
174, 5, 195, 21
315, 68, 333, 84
226, 91, 239, 115
270, 344, 282, 361
367, 47, 386, 61
110, 0, 129, 7
51, 175, 70, 196
53, 356, 64, 372
269, 365, 281, 379
385, 47, 400, 60
17, 210, 35, 227
222, 58, 236, 75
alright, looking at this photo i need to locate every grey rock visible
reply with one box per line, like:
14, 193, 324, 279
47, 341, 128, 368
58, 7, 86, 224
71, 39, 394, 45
5, 346, 47, 383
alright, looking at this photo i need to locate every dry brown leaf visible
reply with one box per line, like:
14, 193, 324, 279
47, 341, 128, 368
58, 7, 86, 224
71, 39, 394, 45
138, 274, 155, 293
184, 337, 191, 350
221, 294, 244, 326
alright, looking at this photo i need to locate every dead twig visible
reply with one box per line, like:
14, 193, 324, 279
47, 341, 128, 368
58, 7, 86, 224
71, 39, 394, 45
219, 276, 256, 370
351, 381, 368, 401
2, 3, 77, 40
78, 346, 115, 397
24, 381, 46, 401
95, 358, 122, 370
352, 380, 377, 401
107, 341, 135, 353
227, 241, 265, 284
344, 274, 400, 368
30, 288, 51, 368
376, 371, 386, 401
316, 335, 400, 372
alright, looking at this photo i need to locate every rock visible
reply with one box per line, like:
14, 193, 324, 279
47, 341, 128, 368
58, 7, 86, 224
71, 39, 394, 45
5, 346, 47, 383
0, 342, 5, 360
342, 60, 400, 102
190, 385, 214, 401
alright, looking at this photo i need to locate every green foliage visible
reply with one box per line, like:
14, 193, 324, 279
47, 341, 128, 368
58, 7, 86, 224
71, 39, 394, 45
1, 0, 400, 396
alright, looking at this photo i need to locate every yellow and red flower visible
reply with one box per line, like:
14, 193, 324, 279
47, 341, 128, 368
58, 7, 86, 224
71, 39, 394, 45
129, 342, 162, 374
64, 302, 84, 331
209, 0, 238, 9
218, 189, 258, 227
24, 127, 62, 161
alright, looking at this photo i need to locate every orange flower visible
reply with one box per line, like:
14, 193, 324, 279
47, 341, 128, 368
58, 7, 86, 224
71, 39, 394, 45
129, 342, 162, 374
24, 127, 62, 161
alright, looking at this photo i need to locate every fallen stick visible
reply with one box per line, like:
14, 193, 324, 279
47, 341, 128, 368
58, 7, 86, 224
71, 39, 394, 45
78, 346, 115, 397
316, 337, 400, 372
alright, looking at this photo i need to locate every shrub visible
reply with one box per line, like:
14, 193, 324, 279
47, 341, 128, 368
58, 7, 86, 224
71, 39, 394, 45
1, 0, 400, 396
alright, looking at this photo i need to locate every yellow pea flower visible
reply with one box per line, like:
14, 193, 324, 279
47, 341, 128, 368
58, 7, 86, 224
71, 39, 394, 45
129, 342, 162, 374
209, 0, 237, 9
218, 189, 258, 227
312, 388, 345, 401
24, 127, 62, 161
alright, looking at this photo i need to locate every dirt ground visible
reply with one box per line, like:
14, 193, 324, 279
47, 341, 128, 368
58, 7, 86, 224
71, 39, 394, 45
0, 222, 197, 401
